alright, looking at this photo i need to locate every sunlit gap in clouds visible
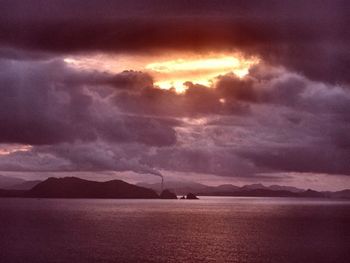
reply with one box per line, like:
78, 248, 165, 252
146, 54, 259, 92
64, 52, 260, 93
0, 144, 32, 155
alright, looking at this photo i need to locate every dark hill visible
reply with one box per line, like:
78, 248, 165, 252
25, 177, 159, 199
331, 189, 350, 199
299, 189, 325, 198
186, 193, 199, 199
160, 189, 177, 199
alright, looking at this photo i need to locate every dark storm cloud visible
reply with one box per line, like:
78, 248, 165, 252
142, 147, 257, 178
239, 145, 350, 175
107, 71, 153, 90
96, 116, 178, 147
0, 58, 176, 146
147, 67, 350, 176
41, 142, 163, 176
0, 0, 348, 83
0, 0, 349, 183
1, 55, 349, 177
113, 64, 349, 118
115, 65, 350, 176
0, 142, 163, 177
114, 83, 251, 117
0, 47, 52, 61
213, 69, 350, 176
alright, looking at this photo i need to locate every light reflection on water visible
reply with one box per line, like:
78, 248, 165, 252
0, 197, 349, 263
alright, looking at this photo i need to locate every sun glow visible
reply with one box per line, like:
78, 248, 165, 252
0, 144, 32, 156
64, 52, 259, 93
147, 57, 242, 73
146, 55, 259, 92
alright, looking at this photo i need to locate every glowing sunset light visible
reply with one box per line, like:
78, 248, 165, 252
219, 98, 226, 104
64, 53, 259, 93
146, 55, 259, 92
0, 144, 32, 156
146, 57, 242, 73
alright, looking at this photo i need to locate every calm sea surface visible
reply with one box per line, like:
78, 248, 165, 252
0, 197, 349, 263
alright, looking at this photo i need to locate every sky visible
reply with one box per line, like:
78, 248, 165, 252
0, 0, 349, 190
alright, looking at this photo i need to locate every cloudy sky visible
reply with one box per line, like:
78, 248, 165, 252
0, 0, 349, 190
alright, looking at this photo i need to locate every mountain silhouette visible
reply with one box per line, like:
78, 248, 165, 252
160, 189, 177, 199
24, 177, 159, 199
0, 177, 349, 199
137, 181, 307, 195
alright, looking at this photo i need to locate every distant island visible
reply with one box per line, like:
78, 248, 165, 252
138, 181, 350, 200
0, 175, 349, 199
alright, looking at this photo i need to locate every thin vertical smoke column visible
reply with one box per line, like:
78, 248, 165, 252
156, 173, 164, 193
161, 176, 164, 192
148, 170, 164, 193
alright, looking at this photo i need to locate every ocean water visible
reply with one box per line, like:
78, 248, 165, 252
0, 197, 349, 263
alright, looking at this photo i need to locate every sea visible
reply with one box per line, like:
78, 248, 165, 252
0, 197, 349, 263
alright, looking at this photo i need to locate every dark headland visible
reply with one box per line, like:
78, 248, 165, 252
160, 189, 178, 199
0, 177, 159, 199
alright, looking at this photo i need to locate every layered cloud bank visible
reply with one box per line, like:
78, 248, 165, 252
1, 0, 348, 84
0, 0, 349, 189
